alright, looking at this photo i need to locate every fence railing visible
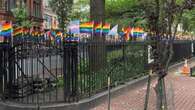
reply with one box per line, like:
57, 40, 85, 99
0, 39, 194, 104
171, 41, 194, 63
63, 41, 148, 102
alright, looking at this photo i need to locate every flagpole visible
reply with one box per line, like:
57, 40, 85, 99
91, 21, 94, 41
10, 21, 13, 47
101, 22, 103, 39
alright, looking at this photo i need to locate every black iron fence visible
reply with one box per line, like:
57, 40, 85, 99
6, 41, 63, 104
171, 41, 194, 63
0, 38, 194, 104
0, 43, 9, 98
63, 41, 148, 102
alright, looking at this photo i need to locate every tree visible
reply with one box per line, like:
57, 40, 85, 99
142, 0, 194, 109
90, 0, 105, 22
11, 6, 33, 28
70, 0, 90, 21
88, 0, 106, 71
49, 0, 73, 31
105, 0, 146, 28
181, 9, 195, 35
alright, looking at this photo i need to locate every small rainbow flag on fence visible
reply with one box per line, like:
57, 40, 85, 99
13, 27, 23, 36
68, 20, 80, 34
122, 27, 132, 41
80, 21, 94, 33
31, 31, 40, 36
94, 22, 102, 33
102, 23, 110, 34
0, 21, 13, 38
47, 31, 55, 41
131, 27, 144, 37
56, 31, 63, 37
23, 28, 30, 35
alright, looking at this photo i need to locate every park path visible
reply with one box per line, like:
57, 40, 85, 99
92, 59, 195, 110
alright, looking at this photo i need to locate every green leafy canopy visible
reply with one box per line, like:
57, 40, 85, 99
11, 7, 33, 28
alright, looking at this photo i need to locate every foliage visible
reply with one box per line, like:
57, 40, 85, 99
105, 0, 146, 28
11, 7, 33, 28
70, 0, 147, 28
70, 0, 90, 21
107, 49, 123, 62
49, 0, 73, 31
57, 77, 64, 87
71, 0, 195, 33
181, 9, 195, 34
142, 0, 193, 68
141, 0, 194, 109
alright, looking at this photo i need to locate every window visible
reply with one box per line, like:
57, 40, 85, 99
19, 0, 26, 8
0, 0, 2, 9
33, 0, 41, 17
0, 0, 6, 11
10, 0, 16, 9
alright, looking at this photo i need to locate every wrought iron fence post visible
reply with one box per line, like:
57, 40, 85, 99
108, 75, 111, 110
122, 42, 127, 81
63, 43, 79, 102
37, 101, 40, 110
63, 43, 70, 101
0, 47, 3, 97
8, 46, 14, 98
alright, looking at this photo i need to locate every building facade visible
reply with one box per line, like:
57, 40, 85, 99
43, 0, 58, 30
0, 0, 43, 28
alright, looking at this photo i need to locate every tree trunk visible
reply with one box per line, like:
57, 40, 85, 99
155, 78, 167, 110
90, 0, 105, 41
145, 0, 193, 109
89, 0, 106, 72
0, 50, 3, 96
90, 0, 105, 23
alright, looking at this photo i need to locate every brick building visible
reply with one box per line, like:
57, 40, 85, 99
0, 0, 43, 28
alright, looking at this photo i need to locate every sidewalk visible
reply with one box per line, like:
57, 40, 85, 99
91, 77, 157, 110
92, 59, 195, 110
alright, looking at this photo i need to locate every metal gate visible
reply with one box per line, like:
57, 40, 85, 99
4, 40, 64, 104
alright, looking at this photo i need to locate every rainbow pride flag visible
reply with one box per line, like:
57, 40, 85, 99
0, 21, 13, 38
122, 27, 132, 41
38, 31, 44, 37
23, 28, 30, 35
131, 27, 144, 37
94, 22, 102, 33
122, 27, 131, 34
47, 31, 55, 41
68, 20, 80, 34
51, 31, 56, 38
13, 27, 23, 36
31, 31, 39, 36
80, 21, 94, 33
56, 31, 63, 37
102, 23, 110, 34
